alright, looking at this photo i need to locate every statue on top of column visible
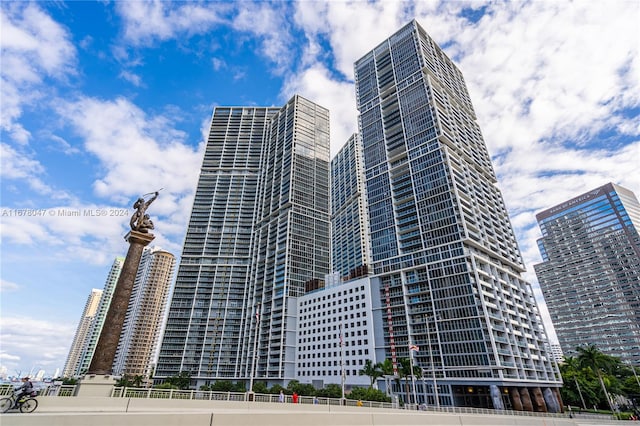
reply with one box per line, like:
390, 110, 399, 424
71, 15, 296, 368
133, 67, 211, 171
130, 191, 159, 233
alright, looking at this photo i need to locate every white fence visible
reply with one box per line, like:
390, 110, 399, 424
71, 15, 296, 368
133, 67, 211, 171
21, 384, 616, 421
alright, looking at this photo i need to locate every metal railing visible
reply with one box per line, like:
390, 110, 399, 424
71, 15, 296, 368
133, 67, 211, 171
32, 385, 619, 421
109, 387, 394, 409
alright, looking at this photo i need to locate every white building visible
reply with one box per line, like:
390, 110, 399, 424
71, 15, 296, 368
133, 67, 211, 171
62, 288, 102, 378
295, 276, 379, 389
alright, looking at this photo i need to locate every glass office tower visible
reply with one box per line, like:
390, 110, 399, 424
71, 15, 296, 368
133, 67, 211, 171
156, 106, 279, 382
331, 133, 372, 279
535, 182, 640, 365
248, 95, 330, 382
157, 95, 330, 386
355, 20, 561, 410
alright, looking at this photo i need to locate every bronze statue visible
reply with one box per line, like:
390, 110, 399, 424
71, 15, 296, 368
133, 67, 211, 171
130, 191, 159, 232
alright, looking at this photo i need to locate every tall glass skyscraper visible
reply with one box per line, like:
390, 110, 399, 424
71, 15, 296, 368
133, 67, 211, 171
354, 20, 560, 410
535, 182, 640, 365
331, 133, 371, 279
156, 106, 278, 382
248, 95, 330, 381
156, 95, 330, 386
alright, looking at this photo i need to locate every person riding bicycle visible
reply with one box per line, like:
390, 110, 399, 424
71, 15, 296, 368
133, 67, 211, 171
13, 377, 34, 408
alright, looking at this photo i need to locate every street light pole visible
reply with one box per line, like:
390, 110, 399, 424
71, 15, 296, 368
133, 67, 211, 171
340, 324, 345, 403
409, 344, 418, 406
249, 303, 260, 394
425, 315, 439, 407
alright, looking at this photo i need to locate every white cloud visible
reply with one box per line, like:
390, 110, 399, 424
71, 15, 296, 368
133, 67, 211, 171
0, 143, 70, 198
2, 95, 204, 262
449, 2, 640, 275
116, 1, 229, 46
57, 97, 202, 203
51, 96, 203, 253
293, 1, 414, 79
0, 3, 76, 145
282, 65, 358, 157
0, 279, 19, 293
231, 3, 292, 74
0, 316, 75, 375
119, 70, 143, 87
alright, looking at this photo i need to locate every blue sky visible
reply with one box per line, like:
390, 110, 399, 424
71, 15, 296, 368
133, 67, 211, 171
1, 1, 638, 378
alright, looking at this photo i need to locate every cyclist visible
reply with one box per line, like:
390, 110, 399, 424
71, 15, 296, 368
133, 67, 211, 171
13, 377, 34, 408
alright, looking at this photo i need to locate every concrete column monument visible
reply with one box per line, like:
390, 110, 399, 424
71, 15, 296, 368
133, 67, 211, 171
78, 191, 159, 396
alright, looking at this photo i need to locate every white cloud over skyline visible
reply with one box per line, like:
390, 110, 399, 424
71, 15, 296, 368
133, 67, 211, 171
1, 1, 638, 376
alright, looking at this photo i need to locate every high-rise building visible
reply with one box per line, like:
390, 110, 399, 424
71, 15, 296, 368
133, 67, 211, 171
62, 288, 102, 378
113, 247, 175, 379
547, 343, 564, 365
331, 133, 372, 279
534, 182, 640, 365
74, 257, 124, 376
156, 106, 278, 383
354, 20, 561, 410
156, 95, 330, 387
249, 95, 330, 382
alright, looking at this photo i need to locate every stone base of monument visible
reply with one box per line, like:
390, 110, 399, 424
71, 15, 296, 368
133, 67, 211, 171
76, 374, 119, 397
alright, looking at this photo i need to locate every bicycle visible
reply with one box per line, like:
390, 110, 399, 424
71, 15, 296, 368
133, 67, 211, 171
0, 391, 38, 413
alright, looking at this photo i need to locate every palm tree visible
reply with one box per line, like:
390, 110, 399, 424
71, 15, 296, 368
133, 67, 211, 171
378, 359, 395, 376
377, 359, 399, 400
562, 356, 587, 409
576, 344, 616, 412
359, 359, 382, 388
132, 375, 144, 388
398, 358, 419, 404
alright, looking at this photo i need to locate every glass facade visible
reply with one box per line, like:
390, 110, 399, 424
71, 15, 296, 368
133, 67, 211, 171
331, 133, 371, 279
355, 20, 561, 410
248, 95, 330, 381
156, 96, 330, 386
535, 182, 640, 365
156, 106, 279, 381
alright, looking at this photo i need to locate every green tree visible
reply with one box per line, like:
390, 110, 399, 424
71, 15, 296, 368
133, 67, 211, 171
378, 359, 395, 376
115, 374, 134, 387
560, 356, 589, 409
269, 384, 286, 395
154, 382, 178, 389
131, 375, 144, 388
286, 380, 316, 396
397, 358, 420, 404
377, 358, 400, 399
210, 380, 234, 391
576, 344, 618, 411
162, 371, 191, 390
59, 377, 78, 386
252, 382, 268, 394
316, 383, 342, 398
359, 359, 383, 388
347, 386, 391, 402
